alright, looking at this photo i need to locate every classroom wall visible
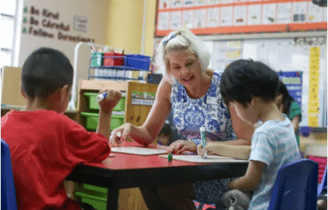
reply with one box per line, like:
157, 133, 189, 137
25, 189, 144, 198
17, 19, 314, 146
16, 0, 110, 95
105, 0, 157, 56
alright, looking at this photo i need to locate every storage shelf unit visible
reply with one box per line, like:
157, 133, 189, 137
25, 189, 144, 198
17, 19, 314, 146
77, 80, 158, 137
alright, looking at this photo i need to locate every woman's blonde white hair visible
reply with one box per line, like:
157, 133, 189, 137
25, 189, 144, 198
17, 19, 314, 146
155, 28, 211, 84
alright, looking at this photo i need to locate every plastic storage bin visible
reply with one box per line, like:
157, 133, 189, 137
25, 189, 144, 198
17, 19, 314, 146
91, 52, 103, 67
125, 54, 151, 70
81, 112, 125, 130
75, 191, 107, 210
103, 52, 124, 67
83, 92, 125, 111
83, 184, 107, 194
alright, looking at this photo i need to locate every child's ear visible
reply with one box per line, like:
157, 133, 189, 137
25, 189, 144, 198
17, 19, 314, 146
60, 85, 69, 101
250, 97, 256, 107
20, 86, 27, 99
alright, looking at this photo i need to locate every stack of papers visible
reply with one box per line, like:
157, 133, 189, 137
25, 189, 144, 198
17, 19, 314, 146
111, 147, 168, 155
158, 155, 249, 163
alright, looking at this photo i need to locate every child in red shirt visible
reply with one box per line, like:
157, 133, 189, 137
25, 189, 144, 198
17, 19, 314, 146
1, 48, 121, 210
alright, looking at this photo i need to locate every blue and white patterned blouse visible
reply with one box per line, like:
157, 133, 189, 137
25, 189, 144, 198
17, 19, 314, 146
170, 70, 236, 145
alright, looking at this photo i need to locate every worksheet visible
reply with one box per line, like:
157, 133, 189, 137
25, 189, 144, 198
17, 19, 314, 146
159, 155, 249, 163
111, 147, 168, 155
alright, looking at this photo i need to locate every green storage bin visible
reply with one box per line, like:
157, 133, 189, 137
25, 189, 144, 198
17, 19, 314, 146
75, 191, 107, 210
84, 92, 125, 111
110, 115, 125, 130
83, 184, 107, 194
81, 112, 99, 130
81, 112, 125, 131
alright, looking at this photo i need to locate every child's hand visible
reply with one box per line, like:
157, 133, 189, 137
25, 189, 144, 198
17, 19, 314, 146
197, 144, 216, 157
98, 89, 122, 113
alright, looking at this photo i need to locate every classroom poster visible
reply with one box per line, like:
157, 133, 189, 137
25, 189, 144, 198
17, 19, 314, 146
308, 2, 324, 22
292, 2, 307, 23
212, 41, 243, 71
262, 4, 276, 25
207, 8, 219, 27
131, 91, 155, 106
247, 4, 261, 25
278, 71, 303, 108
156, 0, 327, 36
194, 9, 206, 28
308, 47, 320, 127
234, 5, 247, 26
183, 10, 194, 29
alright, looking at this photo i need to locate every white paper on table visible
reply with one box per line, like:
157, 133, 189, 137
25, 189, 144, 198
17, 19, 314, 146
111, 147, 168, 155
159, 155, 249, 163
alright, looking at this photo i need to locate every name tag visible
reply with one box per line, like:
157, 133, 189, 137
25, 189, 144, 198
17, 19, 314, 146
206, 96, 220, 105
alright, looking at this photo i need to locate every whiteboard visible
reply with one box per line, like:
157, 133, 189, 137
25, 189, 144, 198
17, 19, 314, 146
242, 38, 327, 128
209, 38, 327, 128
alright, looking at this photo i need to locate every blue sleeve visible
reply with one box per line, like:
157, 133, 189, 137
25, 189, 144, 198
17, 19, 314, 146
191, 138, 201, 146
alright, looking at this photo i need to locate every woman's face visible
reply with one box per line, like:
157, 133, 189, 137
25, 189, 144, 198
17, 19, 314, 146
167, 51, 202, 88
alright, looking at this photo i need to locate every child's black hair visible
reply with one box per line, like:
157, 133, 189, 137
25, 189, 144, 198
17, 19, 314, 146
220, 59, 279, 107
159, 122, 172, 137
277, 80, 294, 115
22, 47, 73, 99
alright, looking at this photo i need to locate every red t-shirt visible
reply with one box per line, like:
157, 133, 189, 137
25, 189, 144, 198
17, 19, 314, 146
1, 110, 111, 210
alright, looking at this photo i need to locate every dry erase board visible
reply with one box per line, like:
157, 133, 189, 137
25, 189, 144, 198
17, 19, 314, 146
155, 0, 327, 37
241, 38, 327, 128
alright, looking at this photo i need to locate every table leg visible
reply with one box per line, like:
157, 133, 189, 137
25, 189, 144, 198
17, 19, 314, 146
107, 186, 119, 210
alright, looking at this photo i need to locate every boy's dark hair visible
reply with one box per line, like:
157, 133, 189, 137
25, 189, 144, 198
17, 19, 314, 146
277, 80, 294, 115
22, 47, 73, 99
220, 59, 279, 107
159, 122, 172, 137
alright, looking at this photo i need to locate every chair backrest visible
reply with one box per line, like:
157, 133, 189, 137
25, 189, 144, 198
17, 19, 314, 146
1, 139, 17, 210
268, 159, 318, 210
318, 165, 327, 197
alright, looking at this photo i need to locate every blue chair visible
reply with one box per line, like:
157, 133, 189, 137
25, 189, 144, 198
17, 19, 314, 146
1, 139, 17, 210
318, 165, 327, 197
268, 159, 318, 210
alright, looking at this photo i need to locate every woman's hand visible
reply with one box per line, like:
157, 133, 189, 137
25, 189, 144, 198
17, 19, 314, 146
109, 123, 133, 147
167, 140, 197, 154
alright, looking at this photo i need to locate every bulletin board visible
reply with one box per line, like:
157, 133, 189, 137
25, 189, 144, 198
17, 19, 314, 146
278, 71, 303, 108
155, 0, 327, 37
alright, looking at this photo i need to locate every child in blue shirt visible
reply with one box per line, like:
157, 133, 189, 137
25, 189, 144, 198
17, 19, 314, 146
201, 59, 301, 210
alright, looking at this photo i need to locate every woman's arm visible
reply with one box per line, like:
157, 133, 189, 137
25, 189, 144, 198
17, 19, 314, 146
223, 105, 254, 146
112, 79, 172, 146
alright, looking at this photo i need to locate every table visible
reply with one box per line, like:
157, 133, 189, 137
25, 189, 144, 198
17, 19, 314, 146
67, 143, 248, 210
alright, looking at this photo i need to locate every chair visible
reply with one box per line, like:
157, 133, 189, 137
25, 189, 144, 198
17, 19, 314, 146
1, 139, 17, 210
318, 166, 327, 197
268, 159, 318, 210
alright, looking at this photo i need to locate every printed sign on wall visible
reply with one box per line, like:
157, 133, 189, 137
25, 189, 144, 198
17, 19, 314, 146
156, 0, 327, 36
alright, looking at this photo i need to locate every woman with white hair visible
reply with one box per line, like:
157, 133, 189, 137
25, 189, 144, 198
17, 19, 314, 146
110, 28, 254, 209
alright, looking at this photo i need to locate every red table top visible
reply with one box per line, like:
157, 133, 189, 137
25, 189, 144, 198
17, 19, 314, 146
84, 142, 205, 170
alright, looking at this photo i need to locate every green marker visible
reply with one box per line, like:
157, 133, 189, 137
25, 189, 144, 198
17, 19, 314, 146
200, 127, 207, 158
168, 153, 173, 162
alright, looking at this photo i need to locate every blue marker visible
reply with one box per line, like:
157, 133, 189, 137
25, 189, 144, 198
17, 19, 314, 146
96, 92, 107, 102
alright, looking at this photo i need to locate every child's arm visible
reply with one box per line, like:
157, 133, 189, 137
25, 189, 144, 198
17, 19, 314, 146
199, 143, 251, 159
229, 160, 266, 192
97, 90, 122, 141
